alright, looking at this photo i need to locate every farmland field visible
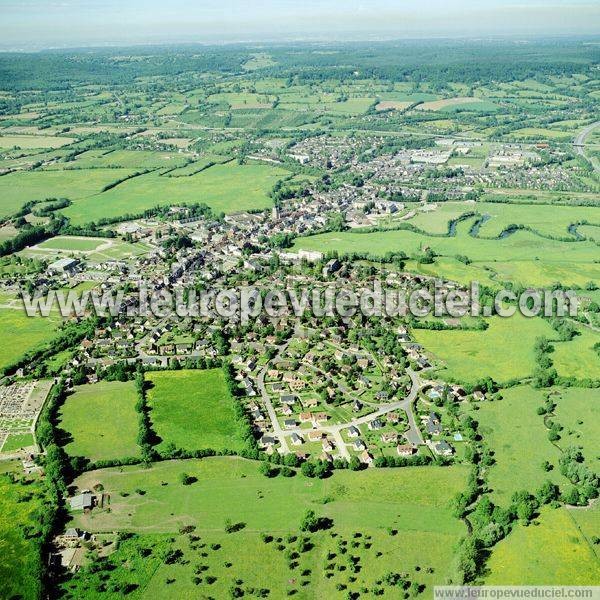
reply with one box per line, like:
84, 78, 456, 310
462, 386, 563, 505
67, 457, 468, 597
60, 162, 288, 224
0, 468, 46, 600
413, 315, 554, 383
146, 369, 248, 453
486, 507, 600, 585
58, 381, 140, 463
0, 307, 60, 372
0, 134, 74, 149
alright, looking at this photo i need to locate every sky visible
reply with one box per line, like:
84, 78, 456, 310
0, 0, 598, 50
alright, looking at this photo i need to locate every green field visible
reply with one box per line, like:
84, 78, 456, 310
486, 507, 600, 585
36, 236, 108, 252
60, 162, 287, 224
0, 470, 46, 600
0, 134, 74, 149
462, 386, 563, 505
552, 387, 600, 469
146, 369, 248, 453
413, 315, 554, 383
0, 308, 60, 371
293, 224, 600, 287
0, 168, 137, 219
67, 457, 468, 597
58, 381, 140, 463
552, 326, 600, 381
1, 432, 35, 452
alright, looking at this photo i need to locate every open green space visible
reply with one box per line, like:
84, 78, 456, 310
0, 168, 136, 219
552, 326, 600, 381
486, 507, 600, 585
0, 134, 74, 149
413, 315, 554, 383
0, 307, 61, 372
1, 432, 35, 452
60, 162, 287, 224
0, 470, 46, 600
58, 381, 140, 463
146, 369, 248, 453
462, 386, 564, 505
36, 236, 108, 252
66, 457, 467, 597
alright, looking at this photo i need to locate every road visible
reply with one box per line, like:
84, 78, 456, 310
257, 341, 426, 458
574, 121, 600, 173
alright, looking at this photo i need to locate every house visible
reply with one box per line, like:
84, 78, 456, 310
261, 435, 277, 447
291, 433, 304, 446
69, 493, 94, 511
63, 528, 83, 540
353, 438, 366, 451
374, 390, 389, 401
381, 432, 399, 444
473, 390, 486, 401
308, 430, 323, 442
322, 258, 341, 277
284, 419, 297, 429
48, 257, 80, 276
386, 412, 400, 424
302, 397, 319, 408
396, 444, 416, 457
352, 400, 363, 412
434, 440, 454, 456
280, 394, 297, 406
360, 450, 374, 465
322, 438, 334, 452
425, 412, 442, 435
368, 418, 383, 430
347, 426, 360, 438
313, 412, 328, 423
281, 404, 293, 417
299, 412, 313, 423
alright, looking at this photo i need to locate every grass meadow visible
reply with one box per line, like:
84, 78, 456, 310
146, 369, 248, 453
0, 168, 137, 219
0, 307, 61, 372
486, 507, 600, 585
67, 457, 468, 598
59, 381, 140, 463
0, 468, 45, 600
463, 386, 563, 506
552, 326, 600, 381
413, 315, 554, 383
61, 162, 287, 224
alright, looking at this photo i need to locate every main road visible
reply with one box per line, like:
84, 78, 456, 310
574, 121, 600, 173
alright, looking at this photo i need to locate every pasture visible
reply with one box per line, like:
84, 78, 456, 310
60, 162, 287, 224
552, 387, 600, 469
0, 470, 45, 600
146, 369, 248, 453
413, 315, 554, 383
0, 134, 74, 149
0, 307, 60, 372
1, 432, 35, 452
68, 457, 468, 597
486, 507, 600, 585
0, 168, 137, 219
58, 381, 140, 463
552, 326, 600, 381
462, 386, 563, 505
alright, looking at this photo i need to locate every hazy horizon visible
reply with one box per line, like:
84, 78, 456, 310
1, 0, 599, 51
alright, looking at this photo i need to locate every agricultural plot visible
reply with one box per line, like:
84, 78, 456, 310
0, 308, 61, 372
0, 168, 137, 220
60, 162, 288, 224
62, 149, 191, 170
462, 386, 563, 505
0, 134, 74, 149
0, 469, 46, 600
552, 327, 600, 381
35, 236, 109, 252
415, 97, 497, 112
68, 458, 467, 596
58, 381, 140, 463
146, 369, 248, 453
552, 387, 600, 469
486, 507, 600, 585
413, 316, 555, 384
